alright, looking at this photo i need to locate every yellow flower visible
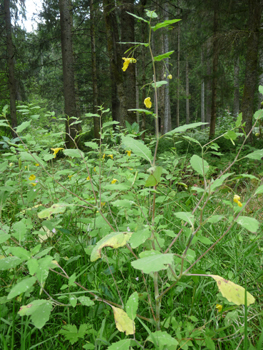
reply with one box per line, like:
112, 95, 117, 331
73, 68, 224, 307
31, 183, 37, 187
29, 174, 36, 181
101, 202, 106, 207
86, 176, 90, 181
111, 179, 118, 184
122, 57, 137, 72
68, 175, 73, 179
168, 74, 172, 79
126, 150, 132, 156
51, 147, 64, 158
35, 163, 40, 166
102, 153, 105, 159
25, 166, 27, 170
144, 97, 152, 109
233, 194, 242, 207
216, 304, 222, 312
108, 154, 113, 160
94, 167, 96, 172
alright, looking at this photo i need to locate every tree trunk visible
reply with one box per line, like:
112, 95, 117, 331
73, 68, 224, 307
185, 58, 190, 124
241, 0, 262, 139
233, 56, 240, 117
59, 0, 80, 148
4, 0, 17, 137
103, 0, 125, 127
206, 39, 212, 125
201, 49, 205, 127
121, 0, 136, 126
176, 1, 180, 127
90, 0, 100, 139
163, 1, 171, 133
140, 0, 147, 140
209, 0, 219, 139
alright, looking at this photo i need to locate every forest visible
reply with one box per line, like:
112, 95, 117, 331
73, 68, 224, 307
0, 0, 263, 349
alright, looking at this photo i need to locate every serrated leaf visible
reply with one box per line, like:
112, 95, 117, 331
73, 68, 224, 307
235, 113, 242, 127
122, 136, 152, 163
59, 324, 89, 344
145, 166, 163, 186
207, 215, 225, 223
131, 250, 173, 274
84, 141, 99, 149
0, 232, 10, 244
18, 300, 52, 329
129, 228, 151, 249
69, 295, 77, 307
190, 154, 209, 176
253, 109, 263, 120
107, 339, 131, 350
165, 122, 208, 136
8, 276, 37, 299
0, 256, 22, 270
154, 51, 174, 61
36, 255, 53, 287
111, 199, 134, 208
147, 330, 179, 347
211, 275, 255, 306
210, 173, 234, 192
152, 19, 181, 31
245, 149, 263, 160
16, 121, 31, 133
126, 292, 138, 320
63, 149, 84, 158
224, 130, 237, 140
19, 152, 45, 166
8, 247, 31, 261
27, 259, 39, 275
111, 306, 135, 335
236, 216, 259, 233
174, 212, 195, 226
78, 296, 94, 307
205, 336, 215, 350
90, 232, 132, 262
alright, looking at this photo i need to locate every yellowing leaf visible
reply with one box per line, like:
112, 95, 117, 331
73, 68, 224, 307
211, 275, 255, 306
90, 232, 132, 262
111, 306, 135, 335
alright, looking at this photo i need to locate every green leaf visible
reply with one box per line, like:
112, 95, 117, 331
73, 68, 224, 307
126, 11, 149, 23
59, 324, 90, 344
7, 247, 31, 261
63, 149, 84, 158
38, 202, 72, 219
69, 295, 77, 307
253, 109, 263, 120
27, 258, 39, 275
111, 306, 135, 335
85, 113, 100, 118
128, 108, 153, 115
8, 276, 37, 299
129, 228, 151, 249
236, 216, 259, 233
12, 220, 27, 241
151, 80, 168, 88
145, 166, 163, 186
190, 155, 209, 176
174, 212, 195, 226
165, 122, 207, 135
18, 300, 53, 329
111, 199, 134, 208
122, 136, 152, 163
131, 250, 173, 274
78, 296, 94, 307
84, 142, 99, 149
245, 149, 263, 160
36, 255, 53, 287
259, 85, 263, 95
183, 135, 201, 145
16, 121, 31, 133
0, 256, 22, 270
154, 51, 174, 61
255, 185, 263, 195
197, 236, 212, 245
126, 292, 138, 320
90, 232, 132, 262
118, 41, 149, 47
205, 336, 215, 350
147, 330, 179, 347
103, 121, 119, 128
207, 215, 225, 223
224, 130, 237, 140
152, 19, 181, 31
145, 9, 158, 18
211, 275, 255, 306
19, 152, 45, 166
0, 231, 10, 244
210, 173, 234, 192
235, 113, 243, 127
107, 339, 131, 350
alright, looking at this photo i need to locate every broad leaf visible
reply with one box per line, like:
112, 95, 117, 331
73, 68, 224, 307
111, 306, 135, 335
38, 203, 72, 219
152, 19, 181, 32
145, 166, 163, 186
122, 136, 152, 163
190, 155, 209, 176
78, 296, 94, 307
128, 108, 153, 115
210, 173, 234, 192
107, 339, 131, 350
63, 149, 84, 158
126, 292, 138, 320
151, 80, 167, 89
245, 149, 263, 160
207, 215, 225, 224
154, 51, 174, 61
147, 330, 179, 347
8, 276, 37, 299
165, 122, 207, 135
126, 11, 149, 23
211, 275, 255, 306
84, 141, 99, 149
90, 232, 132, 262
16, 120, 31, 133
0, 256, 22, 271
131, 250, 173, 274
7, 247, 31, 261
255, 185, 263, 194
253, 109, 263, 120
129, 228, 151, 249
18, 300, 53, 329
236, 216, 259, 233
0, 231, 10, 244
58, 324, 89, 344
174, 212, 195, 226
19, 152, 45, 166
